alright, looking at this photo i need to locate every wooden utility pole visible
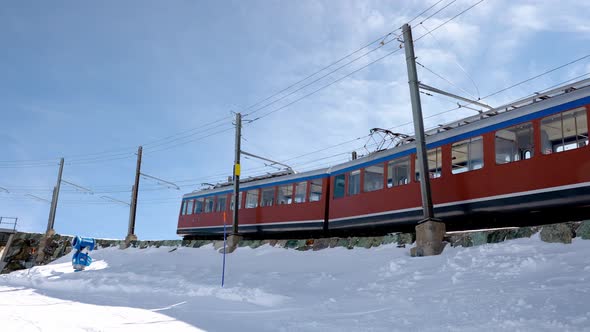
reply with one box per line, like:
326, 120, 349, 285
402, 23, 446, 257
124, 146, 142, 247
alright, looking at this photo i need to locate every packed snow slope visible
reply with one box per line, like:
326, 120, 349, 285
1, 235, 590, 331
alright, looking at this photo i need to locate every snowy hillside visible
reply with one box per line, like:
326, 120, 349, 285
1, 235, 590, 331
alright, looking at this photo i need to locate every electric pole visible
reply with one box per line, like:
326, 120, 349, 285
125, 146, 142, 246
46, 158, 64, 235
226, 112, 242, 252
37, 157, 64, 264
232, 113, 242, 235
402, 23, 446, 256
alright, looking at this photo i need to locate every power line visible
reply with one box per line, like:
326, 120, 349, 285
481, 54, 590, 100
418, 0, 458, 26
416, 61, 478, 99
414, 0, 485, 43
418, 22, 481, 99
406, 0, 447, 26
245, 32, 402, 118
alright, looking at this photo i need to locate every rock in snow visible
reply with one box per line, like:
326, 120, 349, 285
1, 235, 590, 331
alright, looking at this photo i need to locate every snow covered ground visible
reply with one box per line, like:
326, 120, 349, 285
1, 235, 590, 331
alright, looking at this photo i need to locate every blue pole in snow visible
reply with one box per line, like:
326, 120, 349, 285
222, 212, 227, 287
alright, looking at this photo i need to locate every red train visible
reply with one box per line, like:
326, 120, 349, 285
178, 79, 590, 238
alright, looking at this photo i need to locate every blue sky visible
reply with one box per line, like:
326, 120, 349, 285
1, 0, 589, 239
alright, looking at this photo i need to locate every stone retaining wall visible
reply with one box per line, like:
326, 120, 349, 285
1, 220, 589, 274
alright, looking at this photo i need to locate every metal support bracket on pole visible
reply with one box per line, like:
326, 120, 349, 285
240, 150, 295, 173
419, 82, 494, 110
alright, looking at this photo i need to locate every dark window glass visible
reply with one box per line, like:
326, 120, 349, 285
195, 198, 204, 213
347, 170, 360, 196
309, 179, 323, 202
216, 196, 226, 212
261, 187, 275, 207
333, 174, 345, 199
186, 200, 194, 215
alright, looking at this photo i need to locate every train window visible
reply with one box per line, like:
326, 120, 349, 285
186, 200, 194, 215
541, 107, 588, 154
245, 189, 259, 208
195, 197, 204, 213
261, 187, 275, 207
181, 201, 187, 215
452, 136, 484, 174
204, 197, 214, 213
495, 122, 534, 164
309, 179, 322, 202
387, 156, 410, 187
347, 170, 361, 196
333, 174, 345, 199
294, 182, 307, 203
277, 184, 293, 205
216, 196, 227, 212
230, 194, 242, 210
415, 147, 442, 181
364, 164, 384, 192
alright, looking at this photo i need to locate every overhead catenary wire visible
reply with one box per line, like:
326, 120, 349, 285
0, 1, 469, 169
418, 22, 481, 99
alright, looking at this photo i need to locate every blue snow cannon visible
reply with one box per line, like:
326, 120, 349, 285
71, 236, 96, 271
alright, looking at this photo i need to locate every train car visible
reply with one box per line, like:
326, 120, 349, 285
177, 78, 590, 238
327, 78, 590, 232
177, 168, 330, 238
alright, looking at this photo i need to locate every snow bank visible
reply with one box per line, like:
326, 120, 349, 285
2, 236, 590, 331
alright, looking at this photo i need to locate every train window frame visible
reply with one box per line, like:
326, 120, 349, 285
216, 195, 227, 212
309, 179, 323, 202
261, 187, 275, 207
186, 199, 194, 215
277, 184, 294, 205
451, 136, 484, 174
363, 164, 384, 192
495, 122, 534, 164
387, 156, 410, 188
415, 147, 442, 181
333, 174, 345, 199
204, 196, 214, 213
294, 182, 307, 203
347, 170, 361, 196
541, 107, 588, 154
195, 197, 204, 213
245, 189, 259, 209
181, 201, 187, 215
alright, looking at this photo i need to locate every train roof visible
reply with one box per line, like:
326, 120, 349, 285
182, 167, 330, 199
330, 78, 590, 174
183, 78, 590, 199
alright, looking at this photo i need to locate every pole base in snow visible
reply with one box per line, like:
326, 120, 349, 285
226, 234, 242, 253
411, 219, 446, 257
35, 229, 56, 264
121, 234, 138, 249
